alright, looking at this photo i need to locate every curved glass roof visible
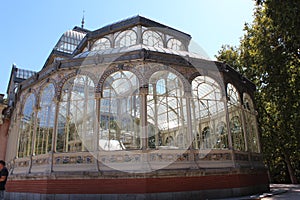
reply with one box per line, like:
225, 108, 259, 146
54, 30, 86, 54
74, 44, 209, 60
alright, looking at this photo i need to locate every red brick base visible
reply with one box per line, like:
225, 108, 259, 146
7, 173, 269, 194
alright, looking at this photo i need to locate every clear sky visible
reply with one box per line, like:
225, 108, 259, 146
0, 0, 255, 95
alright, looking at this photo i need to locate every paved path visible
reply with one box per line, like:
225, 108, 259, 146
216, 184, 300, 200
261, 184, 300, 200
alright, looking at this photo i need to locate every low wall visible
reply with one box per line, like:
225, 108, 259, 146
5, 184, 269, 200
6, 172, 269, 199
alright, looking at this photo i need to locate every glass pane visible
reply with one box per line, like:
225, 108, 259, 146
91, 38, 111, 51
18, 93, 36, 157
191, 76, 227, 149
100, 71, 140, 150
227, 83, 245, 151
115, 30, 137, 48
147, 70, 186, 149
167, 38, 183, 51
35, 84, 55, 155
143, 30, 164, 48
57, 75, 95, 152
54, 30, 86, 54
243, 93, 259, 152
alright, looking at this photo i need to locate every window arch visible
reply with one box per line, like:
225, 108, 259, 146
227, 83, 240, 104
142, 30, 164, 48
115, 30, 137, 48
91, 38, 111, 51
227, 83, 245, 151
100, 71, 140, 150
18, 93, 36, 158
243, 93, 254, 111
165, 136, 174, 146
167, 38, 183, 50
147, 70, 186, 149
191, 76, 226, 149
35, 84, 56, 155
57, 75, 95, 152
243, 93, 259, 152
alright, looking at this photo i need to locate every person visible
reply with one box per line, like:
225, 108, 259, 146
0, 160, 8, 200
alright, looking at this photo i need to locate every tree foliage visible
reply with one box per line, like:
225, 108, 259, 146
216, 0, 300, 183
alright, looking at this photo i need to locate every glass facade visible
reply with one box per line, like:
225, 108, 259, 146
16, 72, 260, 157
87, 26, 189, 52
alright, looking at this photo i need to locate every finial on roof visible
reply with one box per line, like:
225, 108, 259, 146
81, 10, 85, 28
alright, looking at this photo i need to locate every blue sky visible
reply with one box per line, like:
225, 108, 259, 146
0, 0, 255, 95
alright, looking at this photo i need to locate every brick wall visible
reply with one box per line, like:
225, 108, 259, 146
7, 173, 269, 194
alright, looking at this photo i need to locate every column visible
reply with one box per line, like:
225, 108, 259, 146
140, 87, 148, 150
240, 102, 249, 152
137, 25, 142, 45
185, 91, 193, 149
50, 97, 60, 172
153, 84, 159, 148
95, 92, 101, 172
28, 103, 39, 174
224, 96, 233, 149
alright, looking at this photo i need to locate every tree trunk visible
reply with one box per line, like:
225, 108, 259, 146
283, 152, 298, 184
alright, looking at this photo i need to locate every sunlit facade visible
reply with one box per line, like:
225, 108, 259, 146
3, 16, 268, 199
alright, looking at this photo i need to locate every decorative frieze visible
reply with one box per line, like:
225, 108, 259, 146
54, 154, 94, 165
235, 152, 249, 161
194, 152, 231, 161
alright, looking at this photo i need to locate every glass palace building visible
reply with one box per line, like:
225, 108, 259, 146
2, 16, 269, 199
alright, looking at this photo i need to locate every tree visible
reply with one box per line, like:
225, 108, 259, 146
216, 0, 300, 183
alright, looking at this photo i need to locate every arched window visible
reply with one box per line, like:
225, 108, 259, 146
57, 75, 95, 152
243, 93, 259, 152
167, 38, 183, 51
18, 93, 36, 158
201, 126, 211, 149
142, 30, 164, 48
91, 38, 111, 51
165, 136, 174, 146
227, 83, 240, 104
148, 70, 186, 149
115, 30, 137, 48
230, 116, 244, 150
227, 83, 245, 151
216, 121, 228, 149
191, 76, 226, 149
100, 71, 140, 150
35, 84, 56, 155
